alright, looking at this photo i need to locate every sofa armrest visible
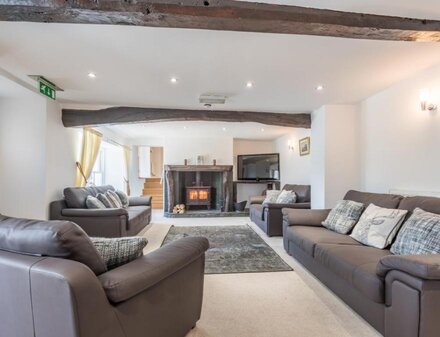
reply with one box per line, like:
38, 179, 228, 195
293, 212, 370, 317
282, 208, 331, 227
250, 196, 266, 205
377, 254, 440, 280
98, 236, 209, 303
263, 202, 301, 210
61, 208, 128, 217
129, 196, 152, 206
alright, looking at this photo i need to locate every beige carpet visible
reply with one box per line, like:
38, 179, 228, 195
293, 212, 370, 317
141, 212, 381, 337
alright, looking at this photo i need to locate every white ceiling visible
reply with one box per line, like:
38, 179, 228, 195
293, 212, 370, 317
106, 121, 292, 141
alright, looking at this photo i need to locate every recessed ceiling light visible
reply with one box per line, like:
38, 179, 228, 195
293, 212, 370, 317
316, 85, 324, 91
170, 77, 178, 83
222, 127, 227, 131
88, 72, 96, 79
183, 126, 187, 130
246, 81, 253, 88
261, 128, 265, 132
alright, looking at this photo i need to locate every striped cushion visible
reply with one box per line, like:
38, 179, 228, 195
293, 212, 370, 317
91, 236, 147, 270
391, 208, 440, 255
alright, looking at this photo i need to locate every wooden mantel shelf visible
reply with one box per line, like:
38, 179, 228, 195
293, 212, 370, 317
164, 165, 233, 172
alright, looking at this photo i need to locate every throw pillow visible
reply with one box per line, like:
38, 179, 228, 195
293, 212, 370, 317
86, 196, 106, 209
350, 204, 408, 249
106, 190, 123, 208
116, 190, 129, 208
96, 193, 113, 208
263, 190, 281, 204
322, 200, 365, 234
91, 236, 148, 270
276, 190, 297, 204
391, 208, 440, 255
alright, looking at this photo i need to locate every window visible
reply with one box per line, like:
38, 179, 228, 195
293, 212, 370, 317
89, 141, 125, 190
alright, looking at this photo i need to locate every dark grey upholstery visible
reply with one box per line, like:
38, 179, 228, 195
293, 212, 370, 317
0, 217, 209, 337
283, 190, 440, 337
50, 185, 152, 238
250, 184, 311, 236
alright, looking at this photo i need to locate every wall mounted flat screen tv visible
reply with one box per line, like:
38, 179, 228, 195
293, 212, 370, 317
237, 153, 280, 181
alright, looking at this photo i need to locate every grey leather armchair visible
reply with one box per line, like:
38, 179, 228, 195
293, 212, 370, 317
50, 185, 152, 237
0, 214, 209, 337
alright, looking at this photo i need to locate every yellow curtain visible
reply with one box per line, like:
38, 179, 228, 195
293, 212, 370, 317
75, 128, 102, 187
123, 146, 131, 195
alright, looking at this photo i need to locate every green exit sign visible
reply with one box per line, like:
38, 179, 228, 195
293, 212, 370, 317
39, 81, 56, 100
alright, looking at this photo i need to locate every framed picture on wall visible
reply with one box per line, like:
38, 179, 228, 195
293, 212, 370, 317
299, 137, 310, 156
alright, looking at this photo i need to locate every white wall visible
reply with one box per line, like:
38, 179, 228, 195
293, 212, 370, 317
274, 129, 311, 187
163, 136, 234, 165
360, 63, 440, 194
311, 105, 361, 209
0, 77, 80, 219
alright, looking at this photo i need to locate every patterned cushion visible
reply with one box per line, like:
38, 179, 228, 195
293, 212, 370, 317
322, 200, 365, 234
116, 190, 129, 208
350, 204, 408, 249
97, 193, 113, 208
86, 196, 106, 209
391, 208, 440, 255
276, 190, 297, 204
91, 236, 147, 270
263, 190, 281, 204
106, 190, 123, 208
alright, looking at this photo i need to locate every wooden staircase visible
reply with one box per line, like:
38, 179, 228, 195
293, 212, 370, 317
142, 177, 163, 209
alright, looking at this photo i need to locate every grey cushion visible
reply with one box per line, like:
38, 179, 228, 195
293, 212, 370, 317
276, 190, 297, 204
116, 190, 129, 208
106, 190, 122, 208
285, 226, 361, 257
314, 243, 390, 303
322, 200, 365, 234
263, 190, 281, 204
391, 208, 440, 255
344, 190, 403, 209
86, 196, 106, 209
0, 215, 107, 275
64, 185, 115, 208
91, 236, 147, 270
97, 193, 113, 208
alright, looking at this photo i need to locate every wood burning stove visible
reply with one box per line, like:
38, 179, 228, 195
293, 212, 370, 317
186, 186, 212, 209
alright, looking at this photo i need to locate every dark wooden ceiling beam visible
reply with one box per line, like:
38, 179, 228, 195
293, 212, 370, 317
62, 107, 311, 129
1, 1, 440, 42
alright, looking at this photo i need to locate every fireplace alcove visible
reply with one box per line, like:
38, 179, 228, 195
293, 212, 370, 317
164, 165, 233, 217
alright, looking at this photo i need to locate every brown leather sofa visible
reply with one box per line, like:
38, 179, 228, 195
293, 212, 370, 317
283, 190, 440, 337
50, 185, 152, 237
250, 184, 311, 236
0, 214, 209, 337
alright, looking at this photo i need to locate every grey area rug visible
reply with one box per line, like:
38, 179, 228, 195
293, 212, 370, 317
162, 225, 293, 274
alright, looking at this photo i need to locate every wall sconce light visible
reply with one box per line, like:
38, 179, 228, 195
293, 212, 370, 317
287, 140, 294, 151
420, 88, 437, 111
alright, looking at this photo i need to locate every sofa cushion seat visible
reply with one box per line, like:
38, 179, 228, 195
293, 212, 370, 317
314, 243, 391, 303
285, 226, 361, 257
127, 206, 151, 233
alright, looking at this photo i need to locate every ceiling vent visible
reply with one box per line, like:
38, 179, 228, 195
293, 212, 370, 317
199, 95, 227, 105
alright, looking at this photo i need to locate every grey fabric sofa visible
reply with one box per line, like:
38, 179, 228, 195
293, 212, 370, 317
0, 214, 209, 337
50, 185, 152, 237
283, 190, 440, 337
250, 184, 311, 236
